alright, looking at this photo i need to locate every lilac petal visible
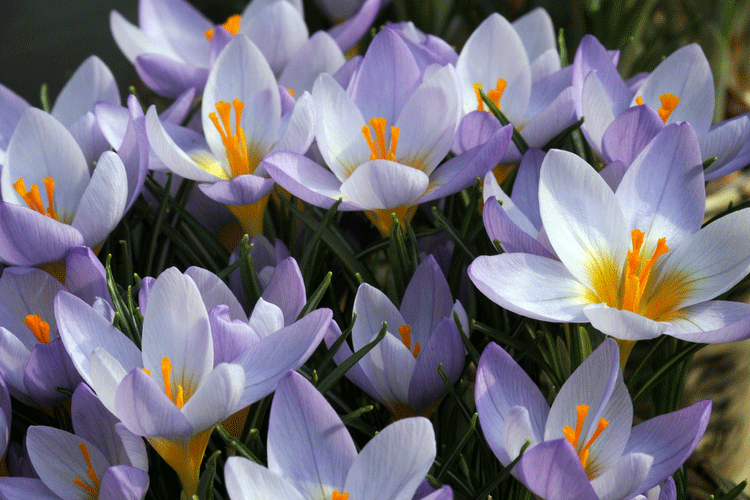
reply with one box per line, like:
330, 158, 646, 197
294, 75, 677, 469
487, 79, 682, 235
589, 452, 653, 500
616, 122, 704, 244
363, 331, 415, 405
579, 71, 617, 156
279, 31, 346, 95
345, 417, 435, 500
161, 87, 197, 125
503, 406, 541, 461
660, 477, 677, 500
468, 254, 590, 322
115, 368, 193, 437
262, 152, 349, 210
701, 114, 750, 180
0, 477, 58, 500
261, 257, 306, 325
352, 283, 406, 351
665, 300, 750, 343
118, 98, 150, 211
452, 110, 502, 155
339, 160, 429, 209
242, 1, 308, 75
98, 465, 150, 500
109, 9, 179, 64
135, 53, 209, 98
323, 321, 384, 404
408, 317, 464, 413
513, 8, 556, 63
599, 160, 628, 191
52, 56, 120, 127
401, 255, 454, 345
68, 111, 112, 169
573, 35, 631, 120
0, 328, 32, 403
24, 339, 83, 405
210, 305, 262, 365
482, 196, 553, 257
349, 29, 421, 124
232, 308, 332, 407
247, 299, 285, 338
272, 91, 315, 157
139, 0, 211, 67
520, 86, 576, 150
180, 362, 244, 431
583, 304, 665, 340
625, 400, 711, 495
138, 276, 155, 312
601, 104, 664, 165
511, 148, 545, 225
387, 21, 457, 72
268, 372, 356, 498
418, 485, 453, 500
198, 175, 275, 206
475, 342, 549, 465
329, 0, 380, 51
515, 439, 600, 500
185, 266, 247, 322
225, 456, 307, 500
65, 246, 110, 306
0, 266, 62, 346
0, 83, 29, 153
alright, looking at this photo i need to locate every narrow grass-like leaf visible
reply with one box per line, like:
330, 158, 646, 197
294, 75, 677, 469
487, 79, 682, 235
477, 87, 529, 154
196, 449, 221, 500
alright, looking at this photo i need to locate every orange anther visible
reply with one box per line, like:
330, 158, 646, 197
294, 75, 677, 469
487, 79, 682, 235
24, 314, 50, 343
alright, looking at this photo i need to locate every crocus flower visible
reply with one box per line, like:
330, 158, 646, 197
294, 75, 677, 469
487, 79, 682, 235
146, 34, 315, 235
453, 9, 576, 162
326, 255, 466, 418
387, 21, 458, 72
264, 27, 512, 236
573, 35, 750, 180
0, 383, 149, 500
475, 338, 710, 500
224, 371, 443, 500
469, 123, 750, 358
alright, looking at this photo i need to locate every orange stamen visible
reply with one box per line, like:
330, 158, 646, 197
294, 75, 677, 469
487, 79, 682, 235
287, 88, 295, 97
13, 177, 59, 220
361, 117, 399, 161
24, 314, 50, 343
332, 491, 350, 500
474, 78, 507, 111
161, 357, 185, 409
208, 99, 251, 177
204, 14, 242, 41
398, 324, 420, 358
623, 229, 669, 313
73, 442, 100, 496
578, 417, 609, 468
635, 96, 644, 106
657, 93, 680, 123
563, 404, 589, 449
142, 368, 151, 376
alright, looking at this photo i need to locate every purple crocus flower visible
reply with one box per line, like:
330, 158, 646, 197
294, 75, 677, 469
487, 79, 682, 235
326, 255, 466, 418
224, 371, 445, 500
573, 35, 750, 180
469, 123, 750, 358
264, 27, 512, 236
0, 383, 149, 500
475, 339, 710, 500
387, 21, 458, 72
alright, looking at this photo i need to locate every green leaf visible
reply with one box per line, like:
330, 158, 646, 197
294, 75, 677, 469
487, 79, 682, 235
215, 423, 262, 463
477, 87, 529, 154
196, 449, 221, 500
297, 271, 332, 320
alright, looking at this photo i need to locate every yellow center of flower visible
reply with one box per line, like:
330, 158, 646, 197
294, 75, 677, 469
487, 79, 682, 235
13, 177, 59, 221
24, 314, 50, 343
474, 79, 507, 112
398, 324, 421, 358
207, 99, 263, 179
332, 491, 350, 500
72, 442, 100, 499
635, 93, 680, 123
204, 14, 242, 41
563, 404, 609, 478
362, 117, 400, 161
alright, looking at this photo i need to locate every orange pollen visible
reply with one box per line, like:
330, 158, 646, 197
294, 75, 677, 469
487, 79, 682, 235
474, 78, 507, 111
562, 404, 609, 469
332, 491, 350, 500
72, 442, 100, 496
208, 99, 250, 177
142, 368, 151, 376
161, 357, 185, 409
634, 93, 680, 123
635, 96, 644, 106
361, 117, 399, 161
24, 314, 50, 343
623, 229, 669, 313
13, 177, 59, 220
204, 14, 242, 41
398, 324, 420, 358
286, 88, 295, 97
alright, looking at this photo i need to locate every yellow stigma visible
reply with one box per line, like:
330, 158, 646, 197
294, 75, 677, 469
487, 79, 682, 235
204, 14, 242, 41
474, 78, 507, 112
13, 177, 59, 221
362, 117, 399, 161
635, 93, 680, 123
24, 314, 50, 343
332, 491, 350, 500
160, 357, 185, 409
208, 99, 262, 178
72, 442, 100, 498
398, 324, 420, 358
562, 404, 609, 475
623, 229, 669, 314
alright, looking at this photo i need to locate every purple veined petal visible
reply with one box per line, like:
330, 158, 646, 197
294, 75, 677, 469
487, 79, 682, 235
115, 369, 194, 438
407, 317, 464, 413
452, 110, 502, 155
579, 71, 616, 157
664, 300, 750, 343
520, 86, 576, 151
624, 400, 711, 495
0, 83, 30, 153
589, 452, 653, 500
134, 53, 209, 99
186, 266, 247, 322
203, 35, 280, 158
71, 150, 128, 248
180, 362, 245, 432
95, 101, 131, 151
361, 330, 416, 405
349, 29, 421, 125
89, 347, 134, 418
329, 0, 380, 52
583, 304, 666, 340
24, 338, 84, 406
659, 476, 677, 500
352, 283, 406, 351
515, 439, 600, 500
0, 369, 11, 454
599, 160, 628, 192
118, 98, 150, 211
417, 485, 453, 500
0, 266, 63, 345
268, 372, 356, 498
345, 417, 435, 500
225, 456, 307, 500
469, 253, 591, 322
272, 91, 315, 157
65, 246, 110, 307
52, 56, 120, 128
141, 268, 214, 395
601, 105, 664, 165
0, 478, 58, 500
98, 465, 150, 500
138, 0, 211, 67
312, 72, 370, 181
109, 10, 181, 65
528, 49, 563, 88
503, 406, 541, 462
55, 290, 142, 387
323, 321, 384, 404
545, 339, 633, 478
68, 111, 112, 170
161, 87, 198, 125
339, 159, 429, 209
512, 8, 556, 64
475, 342, 549, 465
115, 422, 150, 472
247, 299, 285, 339
261, 257, 306, 325
572, 35, 631, 118
198, 174, 275, 206
386, 21, 458, 72
539, 149, 629, 293
210, 304, 262, 365
241, 1, 309, 76
511, 148, 545, 226
0, 328, 32, 404
138, 276, 155, 312
482, 196, 553, 257
615, 122, 704, 245
632, 44, 713, 134
232, 308, 332, 408
279, 31, 346, 95
262, 151, 351, 210
701, 114, 750, 180
400, 255, 453, 345
26, 426, 110, 500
